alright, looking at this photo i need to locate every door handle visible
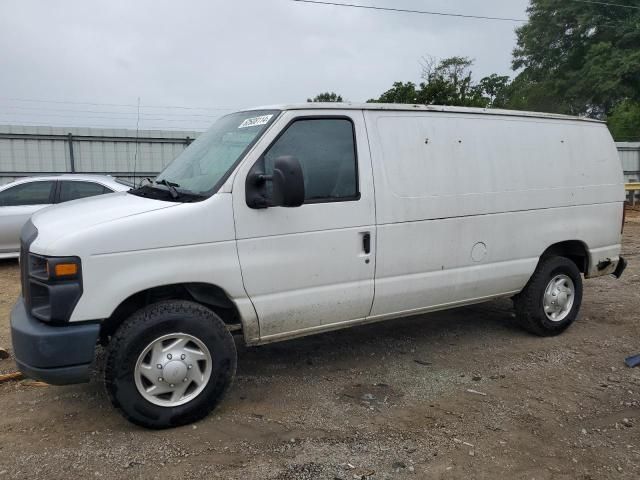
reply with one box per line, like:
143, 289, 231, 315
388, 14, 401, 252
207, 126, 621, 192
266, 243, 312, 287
362, 232, 371, 254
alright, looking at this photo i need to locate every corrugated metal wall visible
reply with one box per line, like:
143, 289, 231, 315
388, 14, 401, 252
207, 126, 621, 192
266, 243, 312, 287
1, 124, 639, 186
0, 124, 201, 186
617, 142, 640, 183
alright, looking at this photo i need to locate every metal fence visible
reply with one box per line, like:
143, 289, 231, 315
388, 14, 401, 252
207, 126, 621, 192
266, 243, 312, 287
1, 124, 639, 188
0, 125, 201, 186
617, 142, 640, 183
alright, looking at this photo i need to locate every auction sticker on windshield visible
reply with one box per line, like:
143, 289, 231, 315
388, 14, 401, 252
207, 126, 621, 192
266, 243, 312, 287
238, 115, 273, 129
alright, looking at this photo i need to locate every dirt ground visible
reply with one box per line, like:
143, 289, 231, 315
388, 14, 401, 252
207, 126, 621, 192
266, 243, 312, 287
0, 214, 639, 480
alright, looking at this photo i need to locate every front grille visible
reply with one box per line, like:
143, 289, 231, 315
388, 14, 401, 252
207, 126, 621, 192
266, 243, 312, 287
19, 220, 38, 311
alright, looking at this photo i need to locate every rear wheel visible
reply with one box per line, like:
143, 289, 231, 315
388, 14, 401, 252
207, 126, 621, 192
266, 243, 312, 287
105, 300, 237, 428
514, 256, 583, 336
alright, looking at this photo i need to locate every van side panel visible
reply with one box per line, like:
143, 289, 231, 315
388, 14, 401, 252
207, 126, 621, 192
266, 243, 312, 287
365, 111, 624, 317
371, 203, 621, 316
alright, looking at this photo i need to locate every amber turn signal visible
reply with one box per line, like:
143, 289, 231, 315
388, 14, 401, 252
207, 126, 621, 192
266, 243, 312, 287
53, 263, 78, 278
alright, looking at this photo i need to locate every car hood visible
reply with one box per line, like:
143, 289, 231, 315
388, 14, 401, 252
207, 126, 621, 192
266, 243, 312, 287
30, 191, 177, 247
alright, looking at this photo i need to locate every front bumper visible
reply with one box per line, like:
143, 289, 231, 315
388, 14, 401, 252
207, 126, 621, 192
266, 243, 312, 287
10, 297, 100, 385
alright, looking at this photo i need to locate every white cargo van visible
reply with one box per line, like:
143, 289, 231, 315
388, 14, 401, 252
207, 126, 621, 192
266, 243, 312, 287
11, 104, 627, 428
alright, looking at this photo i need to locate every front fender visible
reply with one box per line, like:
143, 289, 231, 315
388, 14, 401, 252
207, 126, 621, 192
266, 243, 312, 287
69, 241, 259, 342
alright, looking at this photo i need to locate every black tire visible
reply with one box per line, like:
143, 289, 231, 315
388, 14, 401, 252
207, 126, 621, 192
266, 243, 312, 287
514, 256, 583, 336
105, 300, 237, 429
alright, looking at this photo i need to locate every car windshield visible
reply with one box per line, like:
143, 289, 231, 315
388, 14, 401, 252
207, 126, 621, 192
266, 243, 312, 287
154, 110, 280, 197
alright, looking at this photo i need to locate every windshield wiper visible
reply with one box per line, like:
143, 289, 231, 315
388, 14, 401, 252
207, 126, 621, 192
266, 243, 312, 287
129, 179, 206, 202
154, 179, 180, 199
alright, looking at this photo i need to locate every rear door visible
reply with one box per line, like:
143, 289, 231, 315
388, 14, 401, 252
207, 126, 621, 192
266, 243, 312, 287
0, 180, 56, 255
232, 110, 376, 340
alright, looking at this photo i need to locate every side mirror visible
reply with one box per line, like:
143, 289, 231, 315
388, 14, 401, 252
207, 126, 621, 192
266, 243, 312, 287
271, 156, 305, 207
246, 155, 305, 209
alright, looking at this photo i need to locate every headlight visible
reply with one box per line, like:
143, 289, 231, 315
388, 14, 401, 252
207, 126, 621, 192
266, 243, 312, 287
27, 254, 83, 323
29, 255, 81, 281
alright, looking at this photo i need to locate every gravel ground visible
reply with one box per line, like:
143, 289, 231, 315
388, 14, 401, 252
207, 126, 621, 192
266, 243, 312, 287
0, 213, 639, 479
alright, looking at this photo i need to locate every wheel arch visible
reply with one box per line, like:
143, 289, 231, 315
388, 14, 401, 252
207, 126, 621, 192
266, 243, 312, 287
540, 240, 590, 274
99, 282, 249, 345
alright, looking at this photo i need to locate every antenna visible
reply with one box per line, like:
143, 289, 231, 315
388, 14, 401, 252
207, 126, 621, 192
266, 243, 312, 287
133, 96, 140, 187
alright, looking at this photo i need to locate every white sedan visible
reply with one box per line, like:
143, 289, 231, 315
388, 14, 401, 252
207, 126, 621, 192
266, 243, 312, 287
0, 175, 131, 259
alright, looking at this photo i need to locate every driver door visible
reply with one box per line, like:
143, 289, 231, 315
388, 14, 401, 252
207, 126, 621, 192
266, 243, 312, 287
232, 110, 376, 341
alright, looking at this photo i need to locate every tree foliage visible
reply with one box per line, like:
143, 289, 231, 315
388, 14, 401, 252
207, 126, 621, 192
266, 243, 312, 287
369, 81, 420, 104
607, 100, 640, 141
307, 92, 343, 102
476, 74, 512, 109
318, 1, 640, 140
368, 56, 512, 108
512, 0, 640, 119
420, 56, 484, 107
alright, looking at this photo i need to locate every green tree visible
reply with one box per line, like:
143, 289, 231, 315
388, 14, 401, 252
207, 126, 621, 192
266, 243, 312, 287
307, 92, 343, 102
367, 82, 419, 104
419, 56, 485, 107
608, 100, 640, 141
512, 0, 640, 118
368, 57, 513, 109
476, 74, 512, 109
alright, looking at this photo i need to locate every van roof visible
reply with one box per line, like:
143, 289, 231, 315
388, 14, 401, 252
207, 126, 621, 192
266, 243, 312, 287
246, 103, 603, 124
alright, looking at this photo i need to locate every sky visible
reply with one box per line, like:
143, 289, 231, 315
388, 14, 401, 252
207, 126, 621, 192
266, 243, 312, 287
0, 0, 530, 131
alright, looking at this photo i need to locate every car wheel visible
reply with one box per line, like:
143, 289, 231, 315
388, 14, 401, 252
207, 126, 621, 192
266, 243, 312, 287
514, 256, 583, 336
105, 300, 237, 429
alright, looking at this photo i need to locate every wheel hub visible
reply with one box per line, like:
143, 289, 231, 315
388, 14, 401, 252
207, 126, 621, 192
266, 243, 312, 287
134, 333, 213, 407
556, 291, 569, 308
162, 360, 188, 385
543, 274, 575, 322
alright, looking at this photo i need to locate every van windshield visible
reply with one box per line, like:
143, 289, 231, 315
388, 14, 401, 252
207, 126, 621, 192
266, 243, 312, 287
147, 110, 279, 199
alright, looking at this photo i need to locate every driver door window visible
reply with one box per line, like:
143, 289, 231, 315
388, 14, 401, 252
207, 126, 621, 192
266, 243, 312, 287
262, 118, 359, 203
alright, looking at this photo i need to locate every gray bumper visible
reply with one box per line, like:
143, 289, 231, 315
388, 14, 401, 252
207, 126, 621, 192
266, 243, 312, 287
10, 297, 100, 385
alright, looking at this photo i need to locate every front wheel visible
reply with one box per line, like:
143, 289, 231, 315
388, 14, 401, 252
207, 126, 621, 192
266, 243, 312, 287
514, 256, 583, 336
105, 300, 237, 429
